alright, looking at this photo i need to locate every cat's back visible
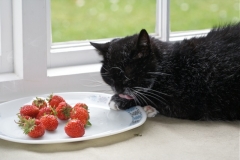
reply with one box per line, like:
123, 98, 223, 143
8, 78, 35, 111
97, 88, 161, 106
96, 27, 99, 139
206, 22, 240, 41
175, 22, 240, 54
162, 23, 240, 120
167, 22, 240, 92
171, 22, 240, 65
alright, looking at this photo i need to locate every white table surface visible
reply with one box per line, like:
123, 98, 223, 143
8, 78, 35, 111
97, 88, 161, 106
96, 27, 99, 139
0, 116, 239, 160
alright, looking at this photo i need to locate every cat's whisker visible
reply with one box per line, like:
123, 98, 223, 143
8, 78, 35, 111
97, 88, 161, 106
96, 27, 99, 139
141, 90, 168, 106
131, 89, 159, 108
137, 88, 168, 102
132, 91, 148, 106
134, 87, 172, 97
130, 92, 140, 106
77, 79, 109, 88
101, 67, 112, 76
102, 66, 110, 72
147, 72, 171, 76
110, 67, 131, 80
144, 78, 158, 88
110, 67, 124, 73
133, 87, 168, 106
98, 90, 113, 93
101, 74, 110, 77
81, 84, 109, 87
77, 79, 102, 83
144, 89, 169, 101
129, 88, 143, 106
148, 88, 172, 97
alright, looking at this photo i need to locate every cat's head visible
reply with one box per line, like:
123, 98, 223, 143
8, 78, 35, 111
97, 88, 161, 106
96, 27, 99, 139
90, 29, 157, 108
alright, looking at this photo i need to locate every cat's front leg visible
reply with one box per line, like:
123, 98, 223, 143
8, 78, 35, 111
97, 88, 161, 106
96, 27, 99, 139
109, 95, 159, 118
109, 94, 135, 110
143, 105, 159, 117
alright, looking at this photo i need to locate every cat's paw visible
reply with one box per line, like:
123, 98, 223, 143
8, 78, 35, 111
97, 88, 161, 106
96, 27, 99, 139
143, 105, 159, 117
109, 100, 120, 110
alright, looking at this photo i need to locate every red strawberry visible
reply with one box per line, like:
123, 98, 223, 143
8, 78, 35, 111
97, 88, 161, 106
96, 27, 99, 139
64, 119, 85, 138
36, 107, 55, 119
40, 115, 58, 131
32, 97, 47, 109
70, 107, 91, 126
20, 118, 45, 138
56, 102, 72, 120
73, 103, 88, 110
47, 94, 65, 109
20, 105, 39, 118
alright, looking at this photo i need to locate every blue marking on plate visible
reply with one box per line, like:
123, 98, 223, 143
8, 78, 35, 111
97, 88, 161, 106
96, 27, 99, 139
88, 95, 110, 104
88, 95, 97, 102
97, 95, 109, 104
126, 107, 142, 125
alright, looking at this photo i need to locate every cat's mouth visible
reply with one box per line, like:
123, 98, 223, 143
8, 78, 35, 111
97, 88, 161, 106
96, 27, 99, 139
119, 94, 134, 100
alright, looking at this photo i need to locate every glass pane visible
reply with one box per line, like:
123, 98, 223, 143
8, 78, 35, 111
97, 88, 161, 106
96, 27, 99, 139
170, 0, 240, 32
51, 0, 156, 42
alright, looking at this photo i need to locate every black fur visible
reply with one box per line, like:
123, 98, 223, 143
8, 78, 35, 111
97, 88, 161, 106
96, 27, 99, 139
90, 23, 240, 120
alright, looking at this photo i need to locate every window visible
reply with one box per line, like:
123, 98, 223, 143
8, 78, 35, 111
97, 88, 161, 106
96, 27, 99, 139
48, 0, 166, 69
2, 0, 236, 102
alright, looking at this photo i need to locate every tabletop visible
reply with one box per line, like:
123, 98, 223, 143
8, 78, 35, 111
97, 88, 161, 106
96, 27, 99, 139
0, 115, 239, 160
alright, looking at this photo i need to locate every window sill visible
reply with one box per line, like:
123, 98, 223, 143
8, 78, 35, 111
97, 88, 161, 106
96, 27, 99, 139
47, 29, 211, 77
47, 63, 102, 77
170, 29, 210, 41
0, 73, 21, 82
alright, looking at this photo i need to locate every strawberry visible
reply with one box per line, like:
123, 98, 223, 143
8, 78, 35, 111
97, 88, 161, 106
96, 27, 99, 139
20, 105, 39, 118
56, 102, 72, 120
32, 97, 47, 109
73, 103, 88, 110
40, 115, 58, 131
64, 119, 85, 138
47, 94, 65, 109
20, 118, 45, 138
15, 114, 31, 127
70, 106, 91, 126
36, 107, 55, 119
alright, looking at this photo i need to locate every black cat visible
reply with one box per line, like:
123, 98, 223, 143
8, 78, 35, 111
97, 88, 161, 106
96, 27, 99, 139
90, 22, 240, 120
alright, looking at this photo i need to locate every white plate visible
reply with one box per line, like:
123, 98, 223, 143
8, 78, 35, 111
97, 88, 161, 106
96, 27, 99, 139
0, 92, 146, 144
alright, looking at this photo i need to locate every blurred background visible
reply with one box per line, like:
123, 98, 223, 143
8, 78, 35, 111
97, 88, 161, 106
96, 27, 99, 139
51, 0, 240, 42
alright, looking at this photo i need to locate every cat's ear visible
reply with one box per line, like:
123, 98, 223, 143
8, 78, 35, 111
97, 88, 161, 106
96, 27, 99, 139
135, 29, 151, 58
90, 42, 110, 56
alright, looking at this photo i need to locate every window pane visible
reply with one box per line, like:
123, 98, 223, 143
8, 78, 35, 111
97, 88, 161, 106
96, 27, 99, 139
51, 0, 156, 42
170, 0, 240, 32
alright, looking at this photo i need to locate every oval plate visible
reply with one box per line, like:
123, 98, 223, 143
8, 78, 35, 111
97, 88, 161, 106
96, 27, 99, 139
0, 92, 147, 144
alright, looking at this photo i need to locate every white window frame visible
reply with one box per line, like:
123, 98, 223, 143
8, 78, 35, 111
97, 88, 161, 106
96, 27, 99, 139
0, 0, 14, 74
0, 0, 211, 103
